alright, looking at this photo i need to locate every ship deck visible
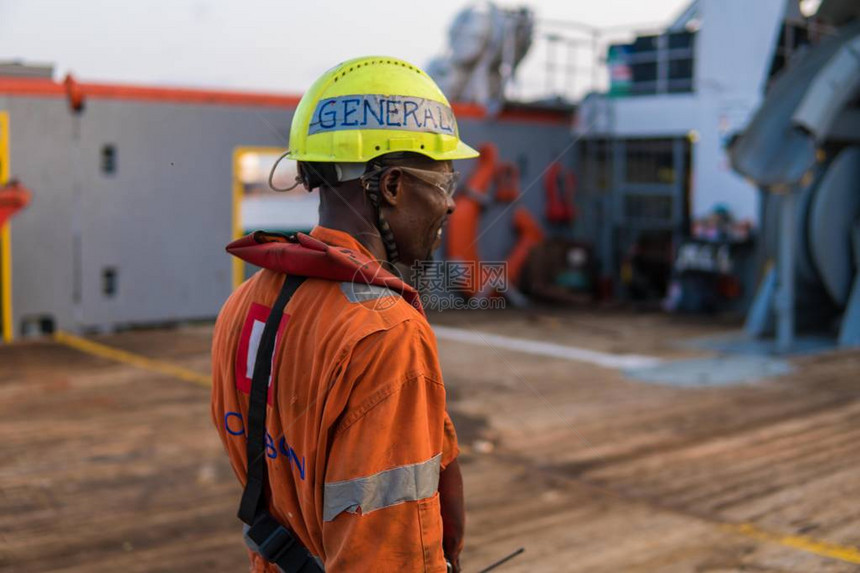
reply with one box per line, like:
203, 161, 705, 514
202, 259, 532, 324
2, 309, 859, 572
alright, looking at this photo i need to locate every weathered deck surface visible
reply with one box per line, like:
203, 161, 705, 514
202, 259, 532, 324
1, 309, 859, 572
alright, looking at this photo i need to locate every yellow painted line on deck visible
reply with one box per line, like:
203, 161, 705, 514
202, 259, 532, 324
54, 330, 211, 388
722, 523, 860, 565
52, 332, 860, 566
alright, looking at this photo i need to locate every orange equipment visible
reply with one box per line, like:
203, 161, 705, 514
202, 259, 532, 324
494, 162, 520, 203
445, 143, 499, 297
63, 74, 85, 113
504, 207, 545, 292
0, 181, 31, 226
544, 161, 577, 224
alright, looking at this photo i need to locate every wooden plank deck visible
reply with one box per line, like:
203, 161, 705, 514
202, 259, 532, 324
1, 312, 859, 572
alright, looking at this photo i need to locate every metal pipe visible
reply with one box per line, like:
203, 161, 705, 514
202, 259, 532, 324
776, 189, 796, 353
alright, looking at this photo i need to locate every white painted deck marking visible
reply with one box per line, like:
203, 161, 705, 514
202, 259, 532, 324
432, 325, 663, 370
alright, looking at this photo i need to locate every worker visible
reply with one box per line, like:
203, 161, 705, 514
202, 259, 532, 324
211, 56, 479, 572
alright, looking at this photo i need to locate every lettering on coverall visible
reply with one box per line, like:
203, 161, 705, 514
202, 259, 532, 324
224, 411, 306, 480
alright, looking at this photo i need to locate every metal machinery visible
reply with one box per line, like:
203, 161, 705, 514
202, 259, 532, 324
731, 0, 860, 350
426, 2, 534, 112
575, 4, 702, 302
572, 0, 860, 313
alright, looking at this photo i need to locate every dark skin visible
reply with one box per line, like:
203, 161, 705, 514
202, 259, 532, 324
438, 458, 465, 571
317, 155, 456, 272
312, 155, 465, 571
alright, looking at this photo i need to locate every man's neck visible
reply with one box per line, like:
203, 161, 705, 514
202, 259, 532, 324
317, 204, 385, 264
319, 218, 387, 262
318, 181, 398, 265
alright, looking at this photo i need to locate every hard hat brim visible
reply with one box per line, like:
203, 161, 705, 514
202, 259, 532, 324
445, 139, 481, 161
286, 138, 480, 163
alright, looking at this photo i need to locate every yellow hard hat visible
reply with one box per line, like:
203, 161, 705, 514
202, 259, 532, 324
286, 56, 479, 163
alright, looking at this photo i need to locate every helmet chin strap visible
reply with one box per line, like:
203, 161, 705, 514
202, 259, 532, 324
361, 169, 401, 266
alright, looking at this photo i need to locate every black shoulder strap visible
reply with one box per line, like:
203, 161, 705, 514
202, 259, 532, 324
237, 274, 322, 573
239, 273, 306, 523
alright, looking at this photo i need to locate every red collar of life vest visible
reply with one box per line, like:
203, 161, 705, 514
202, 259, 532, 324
226, 227, 424, 315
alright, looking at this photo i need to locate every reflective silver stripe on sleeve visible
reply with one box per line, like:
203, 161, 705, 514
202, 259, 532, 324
339, 282, 399, 303
323, 453, 442, 522
308, 94, 457, 137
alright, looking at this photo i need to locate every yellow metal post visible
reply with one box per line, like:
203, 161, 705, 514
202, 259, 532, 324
0, 111, 12, 342
231, 148, 244, 290
231, 146, 288, 290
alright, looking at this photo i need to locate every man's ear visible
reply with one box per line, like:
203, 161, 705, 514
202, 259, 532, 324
379, 168, 403, 207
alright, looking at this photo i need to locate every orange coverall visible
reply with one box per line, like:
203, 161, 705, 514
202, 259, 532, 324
211, 226, 459, 572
